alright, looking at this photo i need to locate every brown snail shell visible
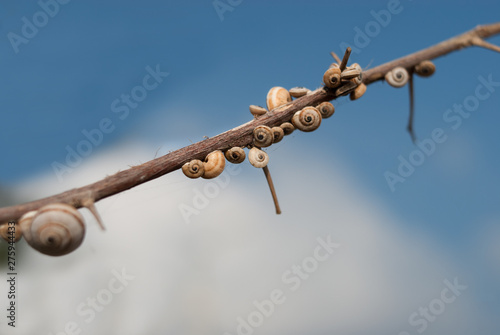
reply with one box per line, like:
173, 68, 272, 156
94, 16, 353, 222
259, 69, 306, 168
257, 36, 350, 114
248, 147, 269, 168
289, 87, 311, 98
253, 125, 274, 148
280, 122, 295, 135
0, 222, 23, 243
266, 87, 292, 111
385, 66, 409, 88
202, 150, 225, 179
317, 102, 335, 119
249, 105, 267, 118
323, 67, 341, 88
182, 159, 205, 179
225, 147, 246, 164
292, 107, 322, 132
414, 60, 436, 77
272, 126, 284, 143
350, 83, 367, 100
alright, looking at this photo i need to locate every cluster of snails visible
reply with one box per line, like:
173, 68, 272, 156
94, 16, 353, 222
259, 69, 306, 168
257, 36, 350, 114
384, 60, 436, 88
322, 58, 366, 100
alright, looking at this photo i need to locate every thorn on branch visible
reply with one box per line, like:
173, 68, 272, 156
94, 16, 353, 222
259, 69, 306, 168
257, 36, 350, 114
471, 36, 500, 54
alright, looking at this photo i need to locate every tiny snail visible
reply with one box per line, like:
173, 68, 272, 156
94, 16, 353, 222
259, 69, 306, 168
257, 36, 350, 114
21, 204, 85, 256
0, 222, 23, 243
248, 147, 269, 168
280, 122, 295, 135
289, 87, 311, 98
272, 126, 284, 143
266, 87, 292, 111
317, 102, 335, 119
350, 83, 367, 100
340, 64, 362, 80
292, 107, 322, 132
414, 60, 436, 77
202, 150, 226, 179
225, 147, 246, 164
182, 159, 205, 179
323, 66, 342, 88
385, 66, 409, 88
249, 105, 267, 118
253, 125, 274, 148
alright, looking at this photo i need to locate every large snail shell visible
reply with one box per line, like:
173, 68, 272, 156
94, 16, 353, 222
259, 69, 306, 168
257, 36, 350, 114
289, 87, 311, 98
248, 147, 269, 168
225, 147, 246, 164
414, 60, 436, 77
317, 102, 335, 119
182, 159, 205, 179
272, 126, 284, 143
266, 87, 292, 111
0, 222, 23, 242
323, 67, 342, 88
385, 67, 409, 88
253, 125, 274, 148
292, 107, 322, 132
24, 204, 85, 256
280, 122, 295, 135
202, 150, 225, 179
350, 83, 367, 100
249, 105, 267, 118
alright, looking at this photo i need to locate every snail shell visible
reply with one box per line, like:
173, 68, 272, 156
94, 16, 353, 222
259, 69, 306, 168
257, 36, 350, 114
182, 159, 205, 179
272, 126, 284, 143
248, 147, 269, 168
323, 67, 341, 88
249, 105, 267, 118
340, 65, 362, 80
335, 80, 358, 96
0, 222, 23, 243
317, 102, 335, 119
225, 147, 246, 164
253, 125, 274, 148
22, 204, 85, 256
289, 87, 311, 98
280, 122, 295, 135
292, 107, 322, 132
350, 83, 367, 100
385, 66, 409, 88
414, 60, 436, 77
266, 87, 291, 111
202, 150, 225, 179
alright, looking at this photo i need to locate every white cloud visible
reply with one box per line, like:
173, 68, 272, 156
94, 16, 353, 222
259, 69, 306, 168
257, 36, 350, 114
8, 139, 482, 335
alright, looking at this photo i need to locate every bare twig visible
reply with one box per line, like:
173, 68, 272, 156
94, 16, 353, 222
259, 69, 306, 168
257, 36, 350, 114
407, 72, 416, 143
1, 23, 499, 224
262, 166, 281, 215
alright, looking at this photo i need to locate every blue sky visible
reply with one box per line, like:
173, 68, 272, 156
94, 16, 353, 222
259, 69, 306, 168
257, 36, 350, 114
1, 1, 500, 334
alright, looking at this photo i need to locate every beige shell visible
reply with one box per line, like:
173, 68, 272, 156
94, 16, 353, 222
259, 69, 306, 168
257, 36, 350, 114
385, 67, 409, 88
248, 147, 269, 168
350, 83, 367, 100
0, 222, 23, 243
202, 150, 226, 179
323, 67, 341, 88
266, 87, 292, 111
289, 87, 311, 98
317, 102, 335, 119
414, 60, 436, 77
280, 122, 295, 135
24, 204, 85, 256
340, 65, 362, 80
18, 211, 37, 243
292, 107, 322, 132
182, 159, 205, 179
249, 105, 267, 117
225, 147, 246, 164
272, 126, 284, 143
253, 125, 274, 148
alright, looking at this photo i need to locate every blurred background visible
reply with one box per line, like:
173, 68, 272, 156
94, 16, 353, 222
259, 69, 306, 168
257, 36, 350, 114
1, 0, 500, 334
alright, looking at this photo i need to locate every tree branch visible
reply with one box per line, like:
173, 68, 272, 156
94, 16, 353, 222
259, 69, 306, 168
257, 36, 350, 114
1, 23, 499, 224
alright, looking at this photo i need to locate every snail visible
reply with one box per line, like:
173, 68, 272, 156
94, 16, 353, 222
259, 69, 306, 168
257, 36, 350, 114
317, 102, 335, 119
292, 107, 322, 132
385, 66, 409, 88
266, 87, 292, 111
350, 83, 367, 100
249, 105, 267, 118
323, 64, 342, 88
248, 147, 269, 168
202, 150, 225, 179
289, 87, 311, 98
414, 60, 436, 77
182, 159, 205, 179
280, 122, 295, 135
272, 126, 284, 143
253, 125, 274, 148
340, 63, 362, 80
335, 80, 358, 96
20, 204, 85, 256
225, 147, 246, 164
0, 222, 23, 243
